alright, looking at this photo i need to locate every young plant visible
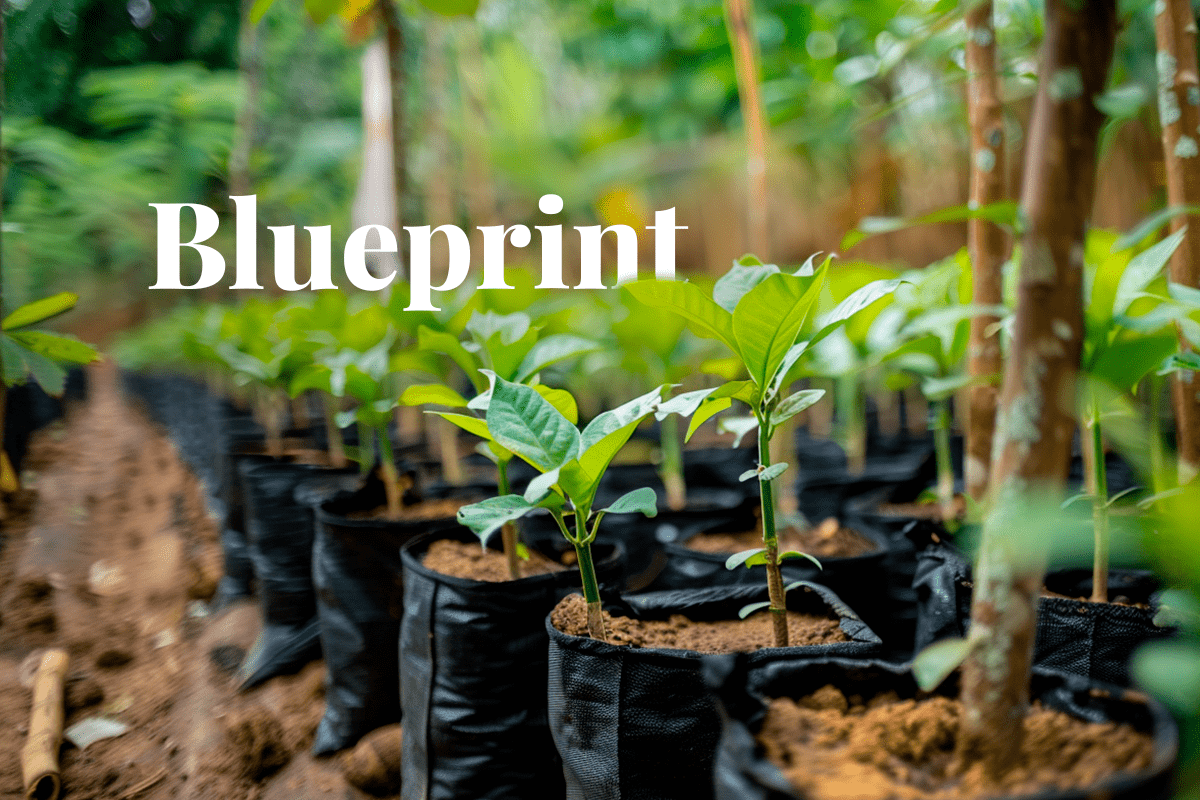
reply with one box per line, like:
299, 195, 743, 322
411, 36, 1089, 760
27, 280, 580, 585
399, 309, 596, 577
628, 257, 901, 647
454, 375, 667, 639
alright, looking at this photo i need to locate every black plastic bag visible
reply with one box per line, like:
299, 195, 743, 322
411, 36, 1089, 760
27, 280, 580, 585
644, 522, 894, 653
312, 479, 469, 756
913, 542, 1174, 686
547, 583, 881, 800
710, 657, 1178, 800
399, 527, 625, 800
237, 461, 355, 690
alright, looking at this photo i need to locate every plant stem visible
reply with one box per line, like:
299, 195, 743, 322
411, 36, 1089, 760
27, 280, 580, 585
1147, 375, 1173, 494
323, 394, 347, 469
259, 387, 283, 458
660, 413, 686, 511
437, 414, 464, 486
837, 375, 866, 474
377, 425, 403, 519
1088, 398, 1109, 603
497, 459, 521, 580
357, 421, 373, 476
757, 416, 789, 648
554, 508, 606, 642
932, 398, 955, 524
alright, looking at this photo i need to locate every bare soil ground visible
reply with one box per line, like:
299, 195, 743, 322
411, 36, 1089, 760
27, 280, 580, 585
0, 364, 387, 800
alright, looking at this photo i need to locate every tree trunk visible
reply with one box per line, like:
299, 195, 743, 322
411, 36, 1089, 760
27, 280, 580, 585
723, 0, 770, 257
382, 0, 408, 264
1154, 0, 1200, 484
960, 0, 1117, 780
229, 0, 260, 199
965, 0, 1007, 500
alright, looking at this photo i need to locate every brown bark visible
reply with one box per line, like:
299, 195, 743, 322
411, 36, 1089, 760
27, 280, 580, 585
965, 0, 1008, 500
723, 0, 770, 257
21, 649, 69, 800
961, 0, 1117, 780
1154, 0, 1200, 484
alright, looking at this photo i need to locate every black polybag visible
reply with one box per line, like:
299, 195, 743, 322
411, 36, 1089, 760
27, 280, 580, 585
547, 583, 881, 800
312, 479, 471, 756
912, 541, 1174, 686
236, 461, 354, 690
709, 657, 1178, 800
398, 527, 625, 800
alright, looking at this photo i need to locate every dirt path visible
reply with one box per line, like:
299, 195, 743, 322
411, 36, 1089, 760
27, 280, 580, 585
0, 364, 375, 800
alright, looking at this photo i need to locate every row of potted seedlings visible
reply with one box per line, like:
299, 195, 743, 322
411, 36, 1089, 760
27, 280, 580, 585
114, 240, 1190, 798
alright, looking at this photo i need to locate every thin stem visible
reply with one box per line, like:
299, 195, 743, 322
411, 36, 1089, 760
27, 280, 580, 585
357, 420, 374, 476
437, 414, 464, 486
377, 425, 402, 519
660, 413, 686, 511
932, 398, 955, 523
259, 387, 283, 458
323, 394, 346, 469
497, 459, 520, 580
1090, 398, 1109, 603
838, 375, 866, 474
553, 507, 606, 642
757, 414, 789, 648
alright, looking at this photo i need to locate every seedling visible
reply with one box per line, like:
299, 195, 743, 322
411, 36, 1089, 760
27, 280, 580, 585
628, 256, 901, 647
454, 375, 667, 640
400, 309, 596, 577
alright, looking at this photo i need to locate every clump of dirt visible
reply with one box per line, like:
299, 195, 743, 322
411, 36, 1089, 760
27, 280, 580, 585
220, 705, 292, 781
5, 578, 59, 641
686, 517, 877, 559
421, 538, 568, 581
342, 723, 403, 796
551, 593, 848, 652
346, 496, 475, 522
758, 685, 1155, 799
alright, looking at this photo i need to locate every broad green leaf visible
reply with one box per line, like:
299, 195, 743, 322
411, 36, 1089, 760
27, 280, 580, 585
713, 259, 781, 314
419, 325, 484, 391
7, 331, 98, 365
1089, 332, 1177, 390
3, 292, 79, 330
685, 397, 731, 441
485, 376, 579, 472
1168, 282, 1200, 308
816, 278, 908, 334
600, 487, 659, 517
780, 551, 822, 569
524, 467, 561, 503
0, 336, 66, 394
579, 386, 665, 452
513, 334, 598, 383
535, 385, 579, 425
625, 280, 739, 356
1113, 206, 1200, 252
432, 412, 492, 442
732, 270, 825, 388
770, 389, 825, 427
457, 495, 537, 544
711, 379, 760, 404
767, 342, 810, 401
1113, 228, 1186, 316
399, 383, 469, 408
656, 387, 720, 420
922, 373, 995, 401
726, 548, 767, 569
1132, 640, 1200, 714
913, 637, 972, 691
738, 601, 772, 619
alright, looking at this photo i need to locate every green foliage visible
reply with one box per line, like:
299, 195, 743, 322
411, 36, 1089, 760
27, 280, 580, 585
1, 293, 99, 395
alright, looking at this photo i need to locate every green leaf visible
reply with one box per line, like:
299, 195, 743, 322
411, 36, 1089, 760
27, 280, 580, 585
485, 375, 580, 472
0, 335, 67, 395
717, 415, 758, 448
1089, 333, 1177, 390
1168, 282, 1200, 308
1113, 228, 1186, 316
780, 551, 822, 569
732, 270, 825, 388
913, 637, 972, 691
418, 0, 480, 15
713, 260, 780, 313
738, 601, 772, 619
303, 0, 340, 24
1132, 640, 1200, 714
248, 0, 275, 23
513, 335, 598, 383
816, 279, 908, 335
656, 387, 720, 420
600, 487, 659, 517
625, 280, 739, 356
457, 495, 537, 545
524, 467, 561, 503
685, 397, 732, 442
399, 383, 469, 408
1113, 206, 1200, 252
770, 389, 825, 427
759, 462, 787, 482
7, 331, 98, 365
841, 202, 1019, 250
3, 292, 78, 330
577, 387, 665, 492
1160, 352, 1200, 375
534, 385, 579, 425
419, 325, 485, 392
431, 412, 492, 442
726, 548, 767, 569
738, 468, 758, 482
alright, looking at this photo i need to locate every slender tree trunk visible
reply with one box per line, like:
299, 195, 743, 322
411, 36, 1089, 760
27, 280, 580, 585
723, 0, 770, 257
382, 1, 407, 251
1154, 0, 1200, 484
230, 0, 260, 199
960, 0, 1116, 780
965, 0, 1007, 500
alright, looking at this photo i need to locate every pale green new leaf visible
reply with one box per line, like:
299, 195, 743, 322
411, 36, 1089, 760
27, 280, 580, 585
8, 330, 98, 365
3, 292, 79, 330
1113, 228, 1186, 316
600, 487, 659, 517
713, 258, 781, 313
399, 383, 469, 408
733, 270, 826, 388
770, 389, 825, 428
457, 495, 538, 544
685, 397, 731, 441
512, 334, 599, 383
431, 412, 493, 442
625, 280, 739, 355
913, 637, 972, 691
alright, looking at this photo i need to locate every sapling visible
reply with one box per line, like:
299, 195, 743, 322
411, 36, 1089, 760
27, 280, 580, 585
628, 257, 901, 646
455, 375, 668, 639
399, 309, 596, 578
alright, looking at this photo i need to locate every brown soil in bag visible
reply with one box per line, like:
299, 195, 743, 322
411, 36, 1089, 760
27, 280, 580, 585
551, 593, 849, 652
421, 538, 568, 582
876, 494, 968, 521
345, 496, 474, 522
758, 685, 1155, 800
686, 517, 877, 560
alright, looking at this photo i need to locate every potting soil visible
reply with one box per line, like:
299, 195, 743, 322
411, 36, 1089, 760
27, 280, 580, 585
684, 519, 877, 560
419, 536, 567, 581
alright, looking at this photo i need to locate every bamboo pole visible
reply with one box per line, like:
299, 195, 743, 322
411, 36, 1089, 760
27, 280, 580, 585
965, 0, 1008, 500
1153, 0, 1200, 484
21, 649, 69, 800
